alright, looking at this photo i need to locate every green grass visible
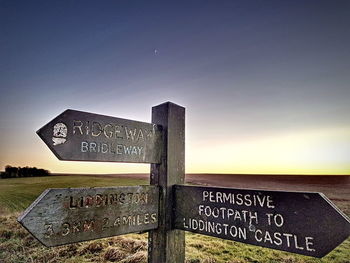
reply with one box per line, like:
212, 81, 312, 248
0, 175, 147, 213
185, 232, 350, 263
0, 175, 349, 263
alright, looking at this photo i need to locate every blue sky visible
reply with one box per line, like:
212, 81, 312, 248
1, 1, 349, 174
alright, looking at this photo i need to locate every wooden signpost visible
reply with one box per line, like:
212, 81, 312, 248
36, 109, 163, 163
148, 102, 185, 263
18, 185, 159, 247
174, 185, 350, 258
18, 101, 350, 262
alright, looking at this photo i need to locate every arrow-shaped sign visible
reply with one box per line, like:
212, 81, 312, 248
174, 185, 350, 258
37, 109, 163, 163
18, 185, 159, 247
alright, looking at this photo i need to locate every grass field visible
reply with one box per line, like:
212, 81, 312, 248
0, 175, 147, 213
0, 175, 349, 263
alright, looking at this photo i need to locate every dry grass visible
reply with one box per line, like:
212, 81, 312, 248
104, 248, 128, 261
1, 211, 350, 263
0, 213, 150, 263
1, 175, 349, 263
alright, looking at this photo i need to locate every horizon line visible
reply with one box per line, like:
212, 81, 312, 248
50, 172, 350, 176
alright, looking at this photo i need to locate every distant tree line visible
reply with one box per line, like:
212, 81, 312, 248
0, 165, 51, 179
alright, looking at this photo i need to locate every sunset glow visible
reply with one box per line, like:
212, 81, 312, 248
187, 126, 350, 174
1, 1, 349, 175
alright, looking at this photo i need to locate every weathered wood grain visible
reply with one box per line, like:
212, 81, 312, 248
148, 102, 185, 263
174, 185, 350, 258
18, 185, 159, 247
37, 109, 163, 163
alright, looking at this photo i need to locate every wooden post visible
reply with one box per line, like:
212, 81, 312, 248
148, 102, 185, 263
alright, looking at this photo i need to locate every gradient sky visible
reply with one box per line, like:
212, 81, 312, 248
1, 1, 349, 174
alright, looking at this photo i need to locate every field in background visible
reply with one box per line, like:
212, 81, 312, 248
0, 175, 147, 214
0, 174, 349, 263
186, 174, 350, 216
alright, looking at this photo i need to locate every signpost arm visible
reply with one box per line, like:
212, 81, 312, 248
148, 102, 185, 263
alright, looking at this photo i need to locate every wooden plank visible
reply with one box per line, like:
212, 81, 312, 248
148, 102, 185, 263
37, 109, 163, 163
18, 185, 159, 247
174, 185, 350, 258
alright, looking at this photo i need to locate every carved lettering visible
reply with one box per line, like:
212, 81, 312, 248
151, 213, 157, 223
61, 223, 70, 236
114, 217, 121, 227
202, 191, 275, 209
69, 196, 78, 209
183, 218, 247, 240
103, 124, 113, 138
179, 188, 318, 255
66, 192, 150, 210
91, 122, 102, 137
102, 218, 109, 230
72, 120, 154, 142
125, 127, 136, 141
80, 141, 144, 156
72, 221, 81, 233
95, 194, 103, 207
81, 142, 88, 153
43, 212, 158, 240
137, 129, 144, 141
83, 220, 95, 232
44, 224, 54, 238
73, 120, 83, 135
115, 125, 123, 139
